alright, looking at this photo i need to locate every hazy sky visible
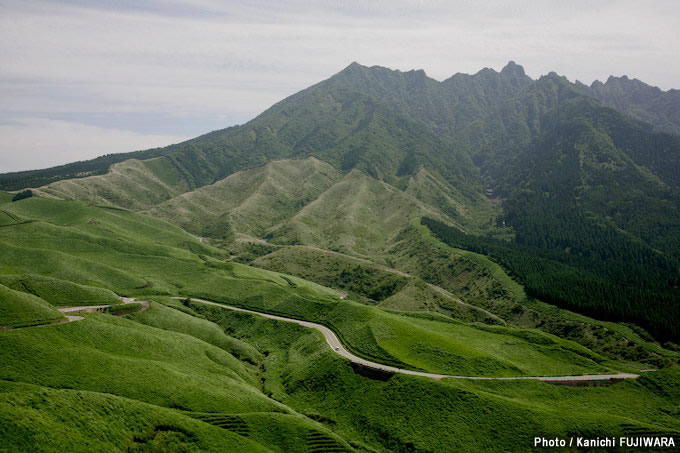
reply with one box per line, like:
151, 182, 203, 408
1, 0, 678, 172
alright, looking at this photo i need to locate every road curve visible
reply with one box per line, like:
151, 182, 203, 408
175, 297, 640, 383
1, 299, 148, 331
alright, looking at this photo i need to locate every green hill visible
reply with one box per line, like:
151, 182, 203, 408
147, 157, 342, 239
266, 168, 456, 258
3, 61, 679, 340
1, 61, 680, 450
0, 195, 678, 451
35, 158, 190, 210
0, 274, 120, 307
0, 283, 64, 329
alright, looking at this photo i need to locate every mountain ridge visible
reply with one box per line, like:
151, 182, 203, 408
2, 61, 680, 338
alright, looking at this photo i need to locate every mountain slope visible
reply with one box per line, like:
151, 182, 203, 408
36, 157, 190, 210
2, 61, 680, 341
147, 157, 342, 239
265, 168, 455, 258
581, 75, 680, 135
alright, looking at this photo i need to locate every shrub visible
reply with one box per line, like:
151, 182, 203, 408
11, 190, 32, 202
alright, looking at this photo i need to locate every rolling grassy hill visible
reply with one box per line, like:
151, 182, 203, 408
0, 283, 64, 329
265, 168, 456, 258
1, 194, 678, 450
2, 60, 680, 450
147, 157, 342, 240
4, 61, 677, 344
0, 195, 622, 377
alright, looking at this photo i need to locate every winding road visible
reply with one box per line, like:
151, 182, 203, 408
6, 295, 640, 382
176, 297, 641, 383
1, 299, 147, 331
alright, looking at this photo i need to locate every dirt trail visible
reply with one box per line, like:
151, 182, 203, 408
177, 297, 641, 383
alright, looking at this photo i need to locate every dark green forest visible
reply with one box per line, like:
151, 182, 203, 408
422, 217, 680, 340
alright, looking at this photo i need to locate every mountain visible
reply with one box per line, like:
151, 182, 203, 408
2, 61, 680, 451
5, 61, 679, 337
580, 75, 680, 135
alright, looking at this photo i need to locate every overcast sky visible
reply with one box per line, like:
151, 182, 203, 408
1, 0, 678, 172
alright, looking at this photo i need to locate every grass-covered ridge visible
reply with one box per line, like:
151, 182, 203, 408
191, 302, 680, 452
0, 195, 622, 377
147, 157, 342, 241
0, 283, 64, 329
1, 186, 678, 450
0, 274, 120, 306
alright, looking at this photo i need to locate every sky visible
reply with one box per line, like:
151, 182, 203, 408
1, 0, 678, 173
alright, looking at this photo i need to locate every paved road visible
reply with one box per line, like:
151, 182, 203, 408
1, 299, 147, 331
57, 298, 149, 315
176, 297, 641, 383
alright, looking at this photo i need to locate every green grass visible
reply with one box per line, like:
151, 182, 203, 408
252, 245, 496, 324
0, 274, 120, 306
0, 192, 14, 204
108, 302, 143, 316
0, 209, 24, 226
0, 197, 617, 377
252, 245, 410, 302
1, 195, 677, 451
132, 300, 262, 365
410, 217, 527, 301
0, 313, 269, 411
0, 283, 64, 328
194, 302, 680, 452
268, 169, 452, 258
181, 270, 609, 376
147, 157, 341, 239
0, 303, 359, 452
0, 381, 269, 453
0, 197, 671, 375
142, 156, 184, 187
36, 159, 186, 211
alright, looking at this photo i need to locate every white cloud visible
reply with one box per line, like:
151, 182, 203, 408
0, 0, 678, 172
0, 119, 188, 172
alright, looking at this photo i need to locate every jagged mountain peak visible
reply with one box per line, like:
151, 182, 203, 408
500, 60, 526, 78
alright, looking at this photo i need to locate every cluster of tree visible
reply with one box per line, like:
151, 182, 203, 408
422, 216, 680, 340
11, 190, 32, 202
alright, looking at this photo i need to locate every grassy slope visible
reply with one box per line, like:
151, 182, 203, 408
251, 244, 503, 324
181, 267, 611, 376
1, 195, 677, 451
409, 218, 527, 301
0, 307, 352, 452
35, 158, 189, 211
399, 218, 680, 367
0, 192, 15, 204
195, 302, 680, 452
147, 157, 342, 239
0, 274, 120, 306
0, 314, 271, 412
36, 155, 672, 368
268, 169, 453, 258
0, 284, 64, 328
404, 167, 499, 230
0, 381, 269, 453
145, 157, 479, 262
132, 300, 262, 365
0, 196, 610, 377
